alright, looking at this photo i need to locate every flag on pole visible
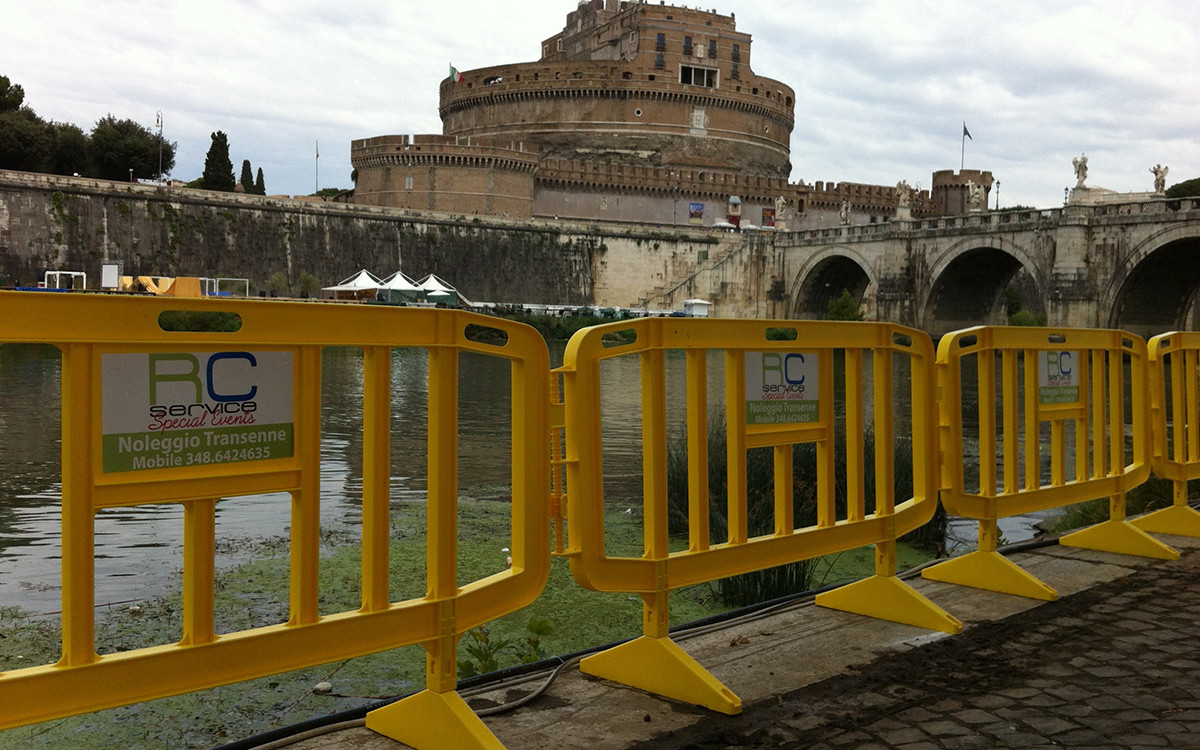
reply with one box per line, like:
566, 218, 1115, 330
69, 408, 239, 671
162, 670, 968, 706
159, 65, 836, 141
962, 123, 972, 140
449, 64, 464, 83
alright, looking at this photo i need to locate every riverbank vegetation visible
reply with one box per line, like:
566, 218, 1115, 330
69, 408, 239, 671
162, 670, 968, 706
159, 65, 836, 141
0, 484, 938, 749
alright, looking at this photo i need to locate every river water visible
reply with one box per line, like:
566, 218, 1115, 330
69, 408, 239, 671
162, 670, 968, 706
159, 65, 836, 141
0, 341, 1040, 620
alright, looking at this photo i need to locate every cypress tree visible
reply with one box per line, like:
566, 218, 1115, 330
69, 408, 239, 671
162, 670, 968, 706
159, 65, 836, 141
239, 159, 254, 192
254, 167, 265, 195
201, 131, 235, 191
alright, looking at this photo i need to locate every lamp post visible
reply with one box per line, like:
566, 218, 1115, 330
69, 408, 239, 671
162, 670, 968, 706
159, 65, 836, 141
155, 110, 163, 184
995, 180, 1000, 210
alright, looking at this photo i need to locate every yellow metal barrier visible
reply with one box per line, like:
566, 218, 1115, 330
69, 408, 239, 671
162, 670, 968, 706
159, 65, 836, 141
558, 318, 959, 715
925, 326, 1177, 601
1135, 332, 1200, 537
0, 292, 550, 750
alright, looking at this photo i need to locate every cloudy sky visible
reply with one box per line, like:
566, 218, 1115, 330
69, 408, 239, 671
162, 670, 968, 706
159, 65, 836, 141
4, 0, 1197, 209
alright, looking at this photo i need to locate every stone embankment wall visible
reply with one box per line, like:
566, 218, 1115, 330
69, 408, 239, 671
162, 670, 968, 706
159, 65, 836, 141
0, 170, 766, 314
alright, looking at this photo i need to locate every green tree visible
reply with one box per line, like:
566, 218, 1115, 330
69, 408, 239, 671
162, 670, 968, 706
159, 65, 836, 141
267, 271, 289, 295
239, 159, 254, 192
1165, 178, 1200, 199
201, 131, 235, 191
88, 115, 175, 181
297, 271, 321, 297
312, 187, 346, 198
45, 122, 89, 176
254, 167, 265, 195
825, 289, 864, 321
1009, 309, 1046, 326
0, 75, 26, 112
0, 107, 51, 171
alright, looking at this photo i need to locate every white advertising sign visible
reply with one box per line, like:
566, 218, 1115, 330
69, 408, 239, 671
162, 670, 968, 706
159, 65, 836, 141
100, 351, 294, 473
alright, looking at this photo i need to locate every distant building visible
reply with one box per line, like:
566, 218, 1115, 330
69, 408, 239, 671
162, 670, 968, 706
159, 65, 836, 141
351, 1, 975, 227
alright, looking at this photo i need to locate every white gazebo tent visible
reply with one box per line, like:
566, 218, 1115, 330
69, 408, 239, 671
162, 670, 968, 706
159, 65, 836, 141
683, 299, 711, 318
418, 273, 461, 307
322, 269, 381, 300
377, 271, 424, 304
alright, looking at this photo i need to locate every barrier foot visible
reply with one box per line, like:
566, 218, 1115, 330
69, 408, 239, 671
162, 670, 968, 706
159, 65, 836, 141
816, 575, 963, 634
366, 689, 505, 750
921, 550, 1058, 601
580, 635, 742, 715
1130, 504, 1200, 538
1059, 520, 1180, 560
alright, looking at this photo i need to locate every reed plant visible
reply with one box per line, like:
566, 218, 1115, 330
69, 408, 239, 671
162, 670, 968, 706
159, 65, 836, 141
666, 410, 942, 607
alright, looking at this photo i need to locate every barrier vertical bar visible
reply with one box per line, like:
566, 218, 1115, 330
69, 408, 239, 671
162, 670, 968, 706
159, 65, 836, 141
1023, 348, 1038, 491
816, 352, 836, 527
1091, 350, 1106, 480
845, 349, 865, 521
725, 350, 749, 545
289, 347, 322, 626
686, 351, 710, 551
1073, 353, 1091, 483
1188, 349, 1199, 463
361, 346, 392, 612
426, 342, 459, 690
641, 346, 670, 637
181, 498, 217, 645
1002, 350, 1019, 493
978, 349, 996, 496
871, 348, 893, 518
60, 343, 97, 667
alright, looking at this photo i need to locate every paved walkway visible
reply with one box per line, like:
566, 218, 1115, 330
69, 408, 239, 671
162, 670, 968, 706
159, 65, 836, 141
291, 534, 1200, 749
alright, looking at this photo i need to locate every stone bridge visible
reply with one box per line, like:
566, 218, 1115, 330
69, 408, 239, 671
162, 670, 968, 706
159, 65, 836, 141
780, 196, 1200, 337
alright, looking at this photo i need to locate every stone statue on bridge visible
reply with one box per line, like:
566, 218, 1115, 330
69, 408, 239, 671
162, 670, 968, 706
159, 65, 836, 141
966, 180, 984, 212
1150, 164, 1169, 194
895, 181, 913, 208
1073, 154, 1088, 188
839, 198, 851, 225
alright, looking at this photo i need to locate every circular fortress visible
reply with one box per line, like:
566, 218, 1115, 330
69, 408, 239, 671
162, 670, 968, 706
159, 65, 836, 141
352, 1, 914, 226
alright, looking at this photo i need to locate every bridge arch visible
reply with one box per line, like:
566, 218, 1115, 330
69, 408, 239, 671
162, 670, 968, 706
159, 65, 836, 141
788, 246, 877, 319
923, 238, 1043, 336
1105, 225, 1200, 337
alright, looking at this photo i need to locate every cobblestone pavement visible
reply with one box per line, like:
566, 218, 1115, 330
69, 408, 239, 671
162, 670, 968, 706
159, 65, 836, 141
631, 545, 1200, 749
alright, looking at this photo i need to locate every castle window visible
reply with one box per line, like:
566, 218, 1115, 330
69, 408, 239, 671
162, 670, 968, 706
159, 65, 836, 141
557, 39, 564, 52
655, 54, 665, 69
731, 64, 740, 80
543, 44, 549, 57
732, 44, 740, 62
683, 36, 693, 55
623, 71, 633, 80
708, 40, 717, 58
405, 175, 413, 190
680, 65, 717, 88
629, 32, 636, 45
655, 33, 665, 51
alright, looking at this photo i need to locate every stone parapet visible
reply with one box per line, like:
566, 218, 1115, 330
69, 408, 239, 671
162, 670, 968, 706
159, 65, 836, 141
351, 135, 540, 174
536, 158, 791, 202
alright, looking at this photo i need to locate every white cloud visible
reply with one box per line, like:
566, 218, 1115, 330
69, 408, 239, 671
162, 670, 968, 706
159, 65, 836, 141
2, 0, 1196, 207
